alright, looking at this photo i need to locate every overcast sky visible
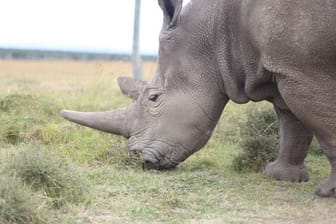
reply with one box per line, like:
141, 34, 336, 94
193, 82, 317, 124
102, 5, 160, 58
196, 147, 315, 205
0, 0, 190, 55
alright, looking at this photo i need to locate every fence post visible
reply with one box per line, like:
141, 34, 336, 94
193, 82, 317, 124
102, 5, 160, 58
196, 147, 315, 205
132, 0, 142, 80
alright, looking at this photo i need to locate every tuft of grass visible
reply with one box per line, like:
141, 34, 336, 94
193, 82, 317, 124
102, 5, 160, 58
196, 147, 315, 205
0, 174, 49, 224
0, 93, 61, 144
0, 116, 23, 144
94, 137, 143, 169
0, 94, 59, 117
6, 149, 89, 208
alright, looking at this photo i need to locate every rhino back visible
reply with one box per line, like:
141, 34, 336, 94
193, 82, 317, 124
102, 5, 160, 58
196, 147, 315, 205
241, 0, 336, 73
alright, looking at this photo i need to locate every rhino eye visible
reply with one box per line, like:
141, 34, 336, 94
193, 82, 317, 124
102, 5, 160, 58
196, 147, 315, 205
149, 94, 160, 102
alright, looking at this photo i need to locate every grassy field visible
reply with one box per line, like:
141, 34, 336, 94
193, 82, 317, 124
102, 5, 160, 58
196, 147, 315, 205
0, 60, 335, 224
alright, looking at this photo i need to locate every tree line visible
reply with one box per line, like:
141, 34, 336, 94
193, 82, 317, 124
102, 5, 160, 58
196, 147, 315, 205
0, 48, 156, 62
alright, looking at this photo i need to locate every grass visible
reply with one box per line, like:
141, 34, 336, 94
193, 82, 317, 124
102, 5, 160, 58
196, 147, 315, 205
6, 149, 89, 208
0, 174, 49, 224
0, 60, 335, 223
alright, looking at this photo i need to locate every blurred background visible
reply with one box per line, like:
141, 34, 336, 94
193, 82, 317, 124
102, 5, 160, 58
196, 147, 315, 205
0, 0, 192, 83
0, 0, 161, 54
0, 0, 190, 77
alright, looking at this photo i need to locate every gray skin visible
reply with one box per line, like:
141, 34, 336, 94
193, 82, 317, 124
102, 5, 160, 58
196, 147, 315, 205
61, 0, 336, 197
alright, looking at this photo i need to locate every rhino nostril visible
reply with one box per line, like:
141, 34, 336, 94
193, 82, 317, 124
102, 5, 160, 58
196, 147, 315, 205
129, 148, 163, 170
142, 160, 160, 170
128, 149, 141, 158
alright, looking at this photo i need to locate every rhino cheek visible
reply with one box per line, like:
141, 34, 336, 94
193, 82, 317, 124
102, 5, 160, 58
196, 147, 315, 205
169, 129, 214, 163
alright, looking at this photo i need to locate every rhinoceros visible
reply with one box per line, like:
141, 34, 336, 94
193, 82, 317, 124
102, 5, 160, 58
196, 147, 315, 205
61, 0, 336, 197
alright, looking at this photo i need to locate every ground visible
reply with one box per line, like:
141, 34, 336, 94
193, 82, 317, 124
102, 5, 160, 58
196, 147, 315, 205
0, 60, 335, 223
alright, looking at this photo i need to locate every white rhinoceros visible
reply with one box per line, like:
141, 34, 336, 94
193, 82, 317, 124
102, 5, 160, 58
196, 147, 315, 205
61, 0, 336, 197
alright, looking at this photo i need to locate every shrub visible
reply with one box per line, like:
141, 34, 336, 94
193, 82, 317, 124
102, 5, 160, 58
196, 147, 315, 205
0, 174, 49, 224
233, 106, 279, 172
6, 149, 89, 208
239, 106, 278, 138
232, 136, 278, 172
308, 137, 322, 156
232, 105, 323, 172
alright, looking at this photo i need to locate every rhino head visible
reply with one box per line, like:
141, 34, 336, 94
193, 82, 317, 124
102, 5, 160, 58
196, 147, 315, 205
60, 0, 228, 170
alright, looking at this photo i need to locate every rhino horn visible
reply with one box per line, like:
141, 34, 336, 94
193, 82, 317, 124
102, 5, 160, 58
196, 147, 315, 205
60, 108, 129, 137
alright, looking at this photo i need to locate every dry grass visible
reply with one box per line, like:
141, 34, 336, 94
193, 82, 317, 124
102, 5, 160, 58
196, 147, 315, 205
0, 60, 156, 93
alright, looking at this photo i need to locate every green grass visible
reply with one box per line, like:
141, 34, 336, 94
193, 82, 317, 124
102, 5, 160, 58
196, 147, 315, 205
6, 148, 89, 208
1, 61, 335, 223
0, 174, 49, 224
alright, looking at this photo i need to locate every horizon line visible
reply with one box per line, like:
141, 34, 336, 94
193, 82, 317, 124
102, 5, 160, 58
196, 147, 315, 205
0, 46, 158, 57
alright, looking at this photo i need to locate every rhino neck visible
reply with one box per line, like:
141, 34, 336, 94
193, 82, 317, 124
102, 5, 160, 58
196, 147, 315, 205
213, 0, 249, 104
181, 0, 249, 104
155, 0, 230, 129
181, 1, 230, 128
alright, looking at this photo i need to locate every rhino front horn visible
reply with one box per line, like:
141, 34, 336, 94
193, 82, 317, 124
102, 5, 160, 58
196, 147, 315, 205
60, 108, 129, 137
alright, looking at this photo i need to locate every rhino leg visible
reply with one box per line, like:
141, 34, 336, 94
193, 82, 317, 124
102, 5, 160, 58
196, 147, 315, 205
314, 133, 336, 197
264, 106, 313, 182
275, 72, 336, 196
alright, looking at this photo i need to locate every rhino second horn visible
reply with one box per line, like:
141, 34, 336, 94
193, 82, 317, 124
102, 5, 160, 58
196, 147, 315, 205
60, 108, 129, 137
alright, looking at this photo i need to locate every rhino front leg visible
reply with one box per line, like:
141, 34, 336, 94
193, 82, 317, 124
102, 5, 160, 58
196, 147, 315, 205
264, 106, 313, 182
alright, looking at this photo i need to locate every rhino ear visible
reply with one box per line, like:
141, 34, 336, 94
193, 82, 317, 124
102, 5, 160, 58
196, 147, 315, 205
117, 77, 146, 100
158, 0, 183, 28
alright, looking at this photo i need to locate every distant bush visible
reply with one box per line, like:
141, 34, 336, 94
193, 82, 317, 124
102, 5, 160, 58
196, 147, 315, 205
0, 174, 49, 224
6, 149, 89, 208
232, 106, 279, 172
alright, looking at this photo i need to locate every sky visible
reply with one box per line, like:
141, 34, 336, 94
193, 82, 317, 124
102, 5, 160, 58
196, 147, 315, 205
0, 0, 191, 55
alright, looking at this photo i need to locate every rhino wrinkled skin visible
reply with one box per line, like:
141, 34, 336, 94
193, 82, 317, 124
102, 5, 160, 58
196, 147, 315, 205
61, 0, 336, 197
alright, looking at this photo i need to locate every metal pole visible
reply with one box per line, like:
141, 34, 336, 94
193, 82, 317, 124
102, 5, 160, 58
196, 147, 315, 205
132, 0, 142, 80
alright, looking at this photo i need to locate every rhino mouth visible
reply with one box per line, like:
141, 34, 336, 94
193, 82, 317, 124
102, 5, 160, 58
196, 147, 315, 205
145, 149, 179, 170
129, 147, 178, 170
128, 139, 179, 170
